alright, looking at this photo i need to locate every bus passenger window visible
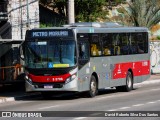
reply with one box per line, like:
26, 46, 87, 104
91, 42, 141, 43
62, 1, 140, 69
137, 44, 144, 53
91, 44, 98, 56
102, 33, 113, 56
114, 46, 120, 55
91, 44, 102, 56
79, 42, 89, 59
104, 47, 111, 55
90, 34, 102, 56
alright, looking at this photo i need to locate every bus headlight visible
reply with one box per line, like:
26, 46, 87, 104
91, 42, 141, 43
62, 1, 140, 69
25, 75, 29, 80
25, 74, 32, 84
65, 74, 77, 84
25, 71, 29, 80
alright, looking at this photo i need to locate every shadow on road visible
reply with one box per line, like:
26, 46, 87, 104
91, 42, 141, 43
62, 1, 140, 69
0, 83, 140, 102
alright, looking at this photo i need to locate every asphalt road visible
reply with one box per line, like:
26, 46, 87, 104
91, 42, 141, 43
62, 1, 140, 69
0, 80, 160, 120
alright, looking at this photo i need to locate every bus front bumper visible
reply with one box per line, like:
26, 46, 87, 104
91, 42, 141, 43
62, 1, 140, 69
25, 78, 78, 92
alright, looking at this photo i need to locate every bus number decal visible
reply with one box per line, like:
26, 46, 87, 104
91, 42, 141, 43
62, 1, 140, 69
142, 61, 148, 66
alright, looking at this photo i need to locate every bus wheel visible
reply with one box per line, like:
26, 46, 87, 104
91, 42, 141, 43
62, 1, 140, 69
116, 71, 133, 92
88, 75, 98, 97
125, 71, 133, 92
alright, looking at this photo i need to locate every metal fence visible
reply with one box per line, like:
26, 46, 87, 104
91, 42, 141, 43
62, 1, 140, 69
0, 64, 23, 82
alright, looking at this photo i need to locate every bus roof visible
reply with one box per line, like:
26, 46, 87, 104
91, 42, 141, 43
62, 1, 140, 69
28, 22, 148, 34
63, 22, 123, 28
63, 22, 148, 33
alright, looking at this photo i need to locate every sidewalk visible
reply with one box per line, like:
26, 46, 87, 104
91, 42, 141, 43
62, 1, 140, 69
0, 83, 40, 103
0, 74, 160, 104
149, 74, 160, 80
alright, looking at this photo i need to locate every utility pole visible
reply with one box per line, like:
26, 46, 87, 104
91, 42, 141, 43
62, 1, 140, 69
68, 0, 75, 24
26, 0, 30, 29
20, 0, 23, 39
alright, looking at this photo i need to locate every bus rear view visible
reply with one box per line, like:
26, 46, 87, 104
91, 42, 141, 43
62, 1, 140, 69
23, 28, 78, 97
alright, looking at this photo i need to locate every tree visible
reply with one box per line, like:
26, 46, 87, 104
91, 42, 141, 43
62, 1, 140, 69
117, 0, 160, 29
39, 0, 67, 17
75, 0, 108, 22
39, 0, 109, 22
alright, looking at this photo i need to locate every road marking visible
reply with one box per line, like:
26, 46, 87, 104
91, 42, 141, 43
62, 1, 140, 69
96, 95, 114, 100
38, 105, 60, 110
107, 100, 160, 112
74, 117, 87, 120
132, 104, 144, 107
147, 101, 156, 104
95, 80, 160, 101
119, 107, 130, 110
107, 109, 118, 111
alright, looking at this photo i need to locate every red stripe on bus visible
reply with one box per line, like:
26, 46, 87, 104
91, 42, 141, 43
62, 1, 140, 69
28, 73, 71, 83
113, 60, 150, 79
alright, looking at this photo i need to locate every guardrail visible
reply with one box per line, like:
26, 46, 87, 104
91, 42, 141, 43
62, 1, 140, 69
0, 64, 23, 81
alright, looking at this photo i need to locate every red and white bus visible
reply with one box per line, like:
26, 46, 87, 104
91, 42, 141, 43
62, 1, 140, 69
22, 22, 150, 98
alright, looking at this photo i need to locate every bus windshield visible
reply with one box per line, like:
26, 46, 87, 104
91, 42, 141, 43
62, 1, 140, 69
24, 40, 76, 68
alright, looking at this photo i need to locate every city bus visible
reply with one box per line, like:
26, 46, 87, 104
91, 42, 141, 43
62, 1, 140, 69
21, 22, 150, 98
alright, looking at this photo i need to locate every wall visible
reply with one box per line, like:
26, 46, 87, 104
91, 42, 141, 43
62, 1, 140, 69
150, 41, 160, 74
7, 0, 39, 40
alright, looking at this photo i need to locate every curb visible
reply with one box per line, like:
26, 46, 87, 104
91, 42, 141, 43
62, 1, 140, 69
0, 93, 41, 104
134, 79, 160, 86
0, 97, 15, 104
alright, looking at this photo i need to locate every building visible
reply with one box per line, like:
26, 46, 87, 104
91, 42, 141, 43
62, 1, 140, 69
0, 0, 39, 83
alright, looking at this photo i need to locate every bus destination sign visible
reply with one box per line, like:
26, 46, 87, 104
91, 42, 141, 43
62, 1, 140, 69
32, 31, 68, 37
30, 29, 74, 38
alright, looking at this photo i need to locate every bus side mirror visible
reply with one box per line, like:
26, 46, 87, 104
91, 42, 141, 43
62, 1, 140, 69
19, 41, 24, 60
20, 55, 24, 60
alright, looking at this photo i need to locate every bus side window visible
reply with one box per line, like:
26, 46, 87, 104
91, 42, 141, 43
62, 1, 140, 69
112, 33, 121, 55
79, 43, 85, 58
91, 44, 99, 56
121, 34, 129, 55
102, 33, 113, 56
90, 34, 102, 56
114, 46, 120, 55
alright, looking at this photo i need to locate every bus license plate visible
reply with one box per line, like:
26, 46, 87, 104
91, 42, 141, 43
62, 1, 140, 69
44, 85, 53, 89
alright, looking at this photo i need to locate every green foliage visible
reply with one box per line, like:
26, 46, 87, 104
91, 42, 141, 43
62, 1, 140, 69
157, 36, 160, 40
40, 20, 66, 28
40, 0, 109, 23
75, 0, 108, 22
126, 0, 160, 29
40, 23, 52, 28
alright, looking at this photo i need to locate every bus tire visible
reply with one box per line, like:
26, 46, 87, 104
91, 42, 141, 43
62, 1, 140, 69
125, 71, 133, 92
87, 75, 98, 97
116, 71, 133, 92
